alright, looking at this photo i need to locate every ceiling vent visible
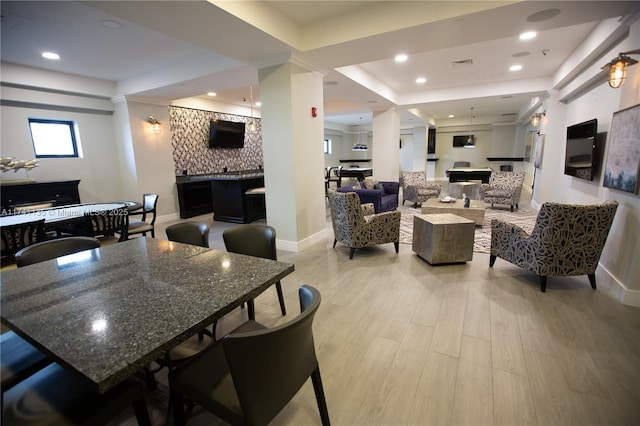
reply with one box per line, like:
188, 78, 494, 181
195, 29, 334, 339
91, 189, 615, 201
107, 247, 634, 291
451, 59, 474, 68
501, 113, 517, 117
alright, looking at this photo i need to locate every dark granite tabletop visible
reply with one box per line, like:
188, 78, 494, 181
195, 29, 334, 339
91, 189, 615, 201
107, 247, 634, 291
0, 237, 294, 393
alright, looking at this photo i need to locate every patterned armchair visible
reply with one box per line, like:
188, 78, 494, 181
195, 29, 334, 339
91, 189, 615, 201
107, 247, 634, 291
480, 171, 525, 212
490, 201, 618, 292
400, 171, 441, 207
327, 191, 400, 259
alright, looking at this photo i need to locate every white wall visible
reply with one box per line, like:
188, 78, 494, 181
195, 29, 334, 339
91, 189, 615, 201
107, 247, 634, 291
531, 19, 640, 305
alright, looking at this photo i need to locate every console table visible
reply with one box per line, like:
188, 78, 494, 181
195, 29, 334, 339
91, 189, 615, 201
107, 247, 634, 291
1, 180, 80, 214
445, 167, 492, 183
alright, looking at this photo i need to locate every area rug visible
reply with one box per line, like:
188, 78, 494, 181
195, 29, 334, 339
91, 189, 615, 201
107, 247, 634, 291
399, 206, 538, 253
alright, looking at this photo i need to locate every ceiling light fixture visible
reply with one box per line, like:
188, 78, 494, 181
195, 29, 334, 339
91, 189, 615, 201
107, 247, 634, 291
147, 116, 161, 134
416, 77, 427, 84
601, 49, 640, 88
465, 108, 476, 148
519, 31, 537, 40
395, 54, 408, 63
207, 92, 216, 97
42, 52, 60, 60
510, 64, 523, 72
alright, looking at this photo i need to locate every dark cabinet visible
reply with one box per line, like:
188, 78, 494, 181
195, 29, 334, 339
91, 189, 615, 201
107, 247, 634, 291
1, 180, 81, 213
176, 180, 214, 218
175, 172, 264, 222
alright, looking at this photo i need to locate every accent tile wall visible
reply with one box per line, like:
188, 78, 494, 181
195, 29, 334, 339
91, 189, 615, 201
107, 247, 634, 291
169, 106, 263, 176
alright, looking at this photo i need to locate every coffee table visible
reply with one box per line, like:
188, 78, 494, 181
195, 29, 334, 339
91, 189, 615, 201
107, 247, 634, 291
421, 198, 485, 225
412, 213, 475, 264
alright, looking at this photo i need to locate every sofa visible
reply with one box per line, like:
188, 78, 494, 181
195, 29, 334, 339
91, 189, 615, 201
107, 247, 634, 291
336, 178, 399, 213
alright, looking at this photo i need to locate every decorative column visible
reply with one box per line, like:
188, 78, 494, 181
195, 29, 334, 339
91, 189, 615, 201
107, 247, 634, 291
257, 54, 327, 251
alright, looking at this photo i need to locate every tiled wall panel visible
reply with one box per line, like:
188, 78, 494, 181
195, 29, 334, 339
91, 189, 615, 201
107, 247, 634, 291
170, 106, 262, 175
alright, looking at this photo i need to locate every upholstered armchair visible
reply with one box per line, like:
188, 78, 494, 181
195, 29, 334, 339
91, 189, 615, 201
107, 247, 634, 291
336, 179, 399, 213
400, 171, 441, 207
480, 171, 525, 212
490, 201, 618, 292
328, 191, 400, 259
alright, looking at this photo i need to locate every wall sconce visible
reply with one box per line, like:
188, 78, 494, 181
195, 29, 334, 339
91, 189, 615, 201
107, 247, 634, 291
147, 116, 161, 134
531, 111, 546, 127
601, 49, 640, 88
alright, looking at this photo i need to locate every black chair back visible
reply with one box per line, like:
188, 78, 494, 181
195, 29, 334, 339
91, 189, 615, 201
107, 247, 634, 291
222, 224, 277, 260
165, 222, 210, 247
84, 208, 128, 241
15, 237, 100, 267
139, 193, 159, 223
1, 219, 46, 257
222, 285, 324, 425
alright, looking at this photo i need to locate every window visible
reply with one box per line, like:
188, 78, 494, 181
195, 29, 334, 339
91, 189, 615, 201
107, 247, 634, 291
324, 138, 332, 154
28, 118, 80, 158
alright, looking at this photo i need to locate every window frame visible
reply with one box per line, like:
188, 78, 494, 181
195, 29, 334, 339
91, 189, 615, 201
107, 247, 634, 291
28, 118, 80, 158
324, 138, 332, 154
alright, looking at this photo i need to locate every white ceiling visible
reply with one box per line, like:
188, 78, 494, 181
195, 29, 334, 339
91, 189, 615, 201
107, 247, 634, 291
1, 1, 636, 127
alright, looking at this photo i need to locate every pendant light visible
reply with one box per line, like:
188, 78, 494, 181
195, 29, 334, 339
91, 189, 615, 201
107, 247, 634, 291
248, 85, 257, 132
464, 107, 475, 148
352, 117, 368, 150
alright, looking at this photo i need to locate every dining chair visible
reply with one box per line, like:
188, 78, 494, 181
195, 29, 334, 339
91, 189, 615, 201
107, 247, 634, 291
0, 219, 46, 259
223, 224, 286, 317
2, 237, 102, 395
165, 222, 211, 247
169, 285, 330, 426
2, 363, 150, 425
126, 193, 159, 239
15, 236, 100, 267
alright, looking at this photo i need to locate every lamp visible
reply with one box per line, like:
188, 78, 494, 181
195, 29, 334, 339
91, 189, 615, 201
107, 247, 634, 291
601, 49, 640, 88
248, 85, 257, 132
147, 116, 161, 134
464, 107, 475, 148
531, 111, 546, 127
352, 117, 368, 151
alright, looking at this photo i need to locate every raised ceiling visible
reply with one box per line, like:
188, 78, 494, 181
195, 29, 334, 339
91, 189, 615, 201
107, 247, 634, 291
1, 1, 636, 127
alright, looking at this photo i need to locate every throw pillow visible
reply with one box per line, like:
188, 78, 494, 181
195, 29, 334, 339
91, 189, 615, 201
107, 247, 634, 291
374, 183, 385, 194
363, 177, 378, 189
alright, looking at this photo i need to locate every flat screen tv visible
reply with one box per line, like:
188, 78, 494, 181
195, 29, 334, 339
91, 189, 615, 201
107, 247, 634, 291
209, 119, 245, 148
453, 135, 474, 147
564, 118, 597, 181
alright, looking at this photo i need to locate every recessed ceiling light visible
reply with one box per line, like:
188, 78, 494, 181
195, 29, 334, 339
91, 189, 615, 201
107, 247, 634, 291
101, 19, 122, 29
416, 77, 427, 84
395, 54, 408, 63
448, 115, 455, 118
255, 102, 261, 107
509, 64, 523, 72
207, 92, 217, 97
519, 31, 537, 40
42, 52, 60, 60
527, 8, 561, 23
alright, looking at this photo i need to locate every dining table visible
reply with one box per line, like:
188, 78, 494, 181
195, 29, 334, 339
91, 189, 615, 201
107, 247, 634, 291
0, 237, 295, 394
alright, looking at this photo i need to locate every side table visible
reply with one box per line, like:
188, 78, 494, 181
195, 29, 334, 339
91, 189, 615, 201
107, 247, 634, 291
412, 213, 475, 264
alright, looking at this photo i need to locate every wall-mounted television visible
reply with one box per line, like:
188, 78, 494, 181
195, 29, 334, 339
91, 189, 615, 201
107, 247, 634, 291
209, 119, 245, 148
564, 118, 597, 181
453, 135, 474, 147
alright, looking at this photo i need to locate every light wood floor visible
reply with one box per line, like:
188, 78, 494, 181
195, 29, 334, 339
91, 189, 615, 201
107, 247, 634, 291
107, 199, 640, 426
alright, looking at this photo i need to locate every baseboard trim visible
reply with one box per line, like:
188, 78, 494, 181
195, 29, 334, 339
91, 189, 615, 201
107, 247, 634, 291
598, 263, 640, 307
277, 228, 328, 253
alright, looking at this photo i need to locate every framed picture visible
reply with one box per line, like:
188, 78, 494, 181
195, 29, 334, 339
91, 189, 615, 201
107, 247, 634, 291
603, 103, 640, 193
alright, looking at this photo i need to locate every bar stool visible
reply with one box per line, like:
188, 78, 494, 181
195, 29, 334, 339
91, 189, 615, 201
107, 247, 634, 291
245, 187, 266, 223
